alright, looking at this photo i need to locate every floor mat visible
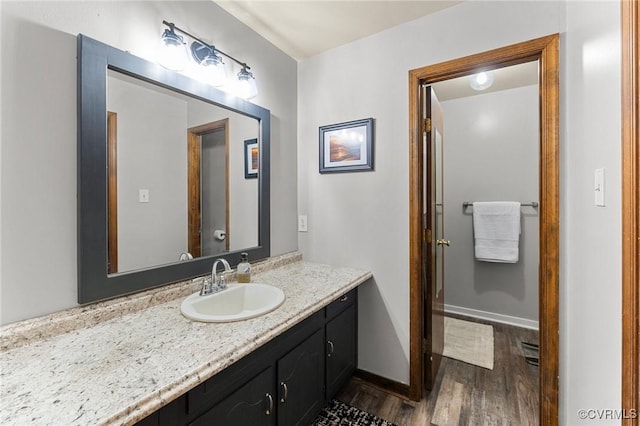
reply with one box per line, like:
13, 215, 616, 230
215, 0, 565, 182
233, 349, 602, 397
443, 316, 494, 370
311, 399, 398, 426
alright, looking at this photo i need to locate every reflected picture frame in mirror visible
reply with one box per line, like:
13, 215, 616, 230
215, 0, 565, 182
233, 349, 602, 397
77, 34, 270, 304
244, 138, 259, 179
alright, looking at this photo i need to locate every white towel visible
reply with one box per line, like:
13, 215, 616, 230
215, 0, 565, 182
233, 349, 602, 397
472, 201, 521, 263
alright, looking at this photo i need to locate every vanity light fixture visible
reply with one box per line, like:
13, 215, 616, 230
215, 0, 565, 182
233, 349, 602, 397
235, 66, 258, 100
191, 41, 227, 87
160, 20, 258, 99
159, 23, 188, 71
469, 71, 495, 91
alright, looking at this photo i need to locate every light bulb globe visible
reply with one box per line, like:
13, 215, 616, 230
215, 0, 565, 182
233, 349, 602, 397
469, 71, 495, 91
159, 29, 188, 71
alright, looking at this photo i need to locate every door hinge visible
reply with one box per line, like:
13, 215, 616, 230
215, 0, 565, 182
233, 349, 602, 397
423, 338, 429, 353
424, 228, 432, 243
424, 118, 432, 133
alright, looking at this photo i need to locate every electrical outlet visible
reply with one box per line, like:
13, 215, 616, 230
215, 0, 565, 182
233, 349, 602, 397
298, 215, 308, 232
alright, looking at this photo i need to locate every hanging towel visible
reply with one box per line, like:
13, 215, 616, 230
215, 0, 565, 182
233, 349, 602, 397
473, 201, 521, 263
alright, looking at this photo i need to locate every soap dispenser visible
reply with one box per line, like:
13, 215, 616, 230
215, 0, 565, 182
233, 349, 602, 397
237, 252, 251, 283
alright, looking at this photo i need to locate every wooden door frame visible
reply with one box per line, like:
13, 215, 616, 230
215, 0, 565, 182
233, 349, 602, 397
621, 0, 639, 424
408, 34, 560, 424
107, 111, 118, 274
187, 119, 230, 257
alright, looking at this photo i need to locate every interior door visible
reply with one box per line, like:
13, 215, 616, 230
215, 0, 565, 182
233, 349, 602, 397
423, 85, 447, 390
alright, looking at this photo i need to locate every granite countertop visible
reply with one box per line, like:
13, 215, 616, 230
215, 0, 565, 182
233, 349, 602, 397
0, 255, 372, 426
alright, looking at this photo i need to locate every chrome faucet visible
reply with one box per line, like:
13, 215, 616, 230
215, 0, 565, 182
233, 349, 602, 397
200, 258, 231, 296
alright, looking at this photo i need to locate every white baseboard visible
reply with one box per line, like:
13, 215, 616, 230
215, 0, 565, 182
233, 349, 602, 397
444, 304, 539, 330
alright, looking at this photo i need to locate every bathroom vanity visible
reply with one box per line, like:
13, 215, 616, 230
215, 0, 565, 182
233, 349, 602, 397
138, 287, 358, 426
0, 254, 371, 425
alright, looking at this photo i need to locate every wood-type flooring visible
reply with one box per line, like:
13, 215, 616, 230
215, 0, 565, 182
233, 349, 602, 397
335, 316, 539, 426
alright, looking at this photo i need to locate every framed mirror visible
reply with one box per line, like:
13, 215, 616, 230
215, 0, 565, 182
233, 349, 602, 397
77, 34, 270, 304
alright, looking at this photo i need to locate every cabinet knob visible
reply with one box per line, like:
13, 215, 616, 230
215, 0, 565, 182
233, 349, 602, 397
265, 393, 273, 415
280, 382, 288, 403
327, 340, 335, 357
339, 295, 349, 302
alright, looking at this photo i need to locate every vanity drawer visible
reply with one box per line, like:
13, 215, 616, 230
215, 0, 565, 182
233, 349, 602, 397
326, 288, 356, 319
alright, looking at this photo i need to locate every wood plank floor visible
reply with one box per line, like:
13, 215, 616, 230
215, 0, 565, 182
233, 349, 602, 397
335, 315, 539, 426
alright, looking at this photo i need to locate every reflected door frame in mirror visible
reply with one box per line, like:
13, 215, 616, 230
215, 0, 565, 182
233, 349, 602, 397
77, 34, 270, 304
187, 118, 231, 258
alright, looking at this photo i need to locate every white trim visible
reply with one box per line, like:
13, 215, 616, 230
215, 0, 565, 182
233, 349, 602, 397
445, 304, 539, 330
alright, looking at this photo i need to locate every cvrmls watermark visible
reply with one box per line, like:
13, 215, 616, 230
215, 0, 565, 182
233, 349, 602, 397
577, 409, 637, 420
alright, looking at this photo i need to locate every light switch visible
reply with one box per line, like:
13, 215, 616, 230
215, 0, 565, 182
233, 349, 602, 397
139, 189, 150, 203
594, 168, 605, 206
298, 215, 308, 232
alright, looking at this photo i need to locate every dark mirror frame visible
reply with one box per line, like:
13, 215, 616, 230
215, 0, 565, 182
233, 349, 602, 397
77, 34, 270, 304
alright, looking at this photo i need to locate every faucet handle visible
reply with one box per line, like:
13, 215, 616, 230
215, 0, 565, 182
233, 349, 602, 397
200, 276, 213, 296
218, 271, 228, 289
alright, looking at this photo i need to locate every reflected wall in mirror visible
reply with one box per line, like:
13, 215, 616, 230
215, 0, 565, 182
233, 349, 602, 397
78, 34, 270, 304
106, 71, 259, 273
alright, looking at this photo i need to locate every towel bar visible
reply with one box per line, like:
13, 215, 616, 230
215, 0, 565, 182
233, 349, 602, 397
462, 201, 539, 208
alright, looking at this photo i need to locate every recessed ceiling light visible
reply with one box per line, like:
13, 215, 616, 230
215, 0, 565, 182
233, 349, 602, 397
469, 71, 495, 91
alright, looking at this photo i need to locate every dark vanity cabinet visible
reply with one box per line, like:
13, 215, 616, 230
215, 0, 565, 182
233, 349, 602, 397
276, 328, 325, 425
190, 367, 275, 426
325, 293, 358, 398
137, 289, 357, 426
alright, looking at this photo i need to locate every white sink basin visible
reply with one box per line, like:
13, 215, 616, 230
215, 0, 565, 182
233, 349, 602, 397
181, 283, 285, 323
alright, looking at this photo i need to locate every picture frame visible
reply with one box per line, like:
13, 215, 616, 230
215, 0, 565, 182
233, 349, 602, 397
244, 138, 258, 179
319, 118, 374, 173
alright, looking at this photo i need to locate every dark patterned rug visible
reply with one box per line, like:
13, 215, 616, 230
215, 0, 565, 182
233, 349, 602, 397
312, 399, 398, 426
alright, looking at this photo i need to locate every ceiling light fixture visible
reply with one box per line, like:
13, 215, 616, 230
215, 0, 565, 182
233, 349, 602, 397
160, 20, 257, 99
469, 71, 495, 91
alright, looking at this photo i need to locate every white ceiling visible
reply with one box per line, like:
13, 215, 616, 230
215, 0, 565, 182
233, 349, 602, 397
432, 61, 539, 101
215, 1, 538, 98
215, 0, 461, 60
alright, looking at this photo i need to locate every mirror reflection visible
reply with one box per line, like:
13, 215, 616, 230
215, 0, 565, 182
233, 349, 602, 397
106, 70, 259, 274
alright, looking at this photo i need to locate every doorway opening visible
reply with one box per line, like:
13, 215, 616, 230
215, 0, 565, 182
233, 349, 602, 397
187, 119, 230, 258
408, 34, 559, 424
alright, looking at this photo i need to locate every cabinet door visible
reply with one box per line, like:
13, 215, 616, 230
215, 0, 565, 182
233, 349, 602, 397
190, 367, 276, 426
326, 303, 357, 398
277, 328, 324, 426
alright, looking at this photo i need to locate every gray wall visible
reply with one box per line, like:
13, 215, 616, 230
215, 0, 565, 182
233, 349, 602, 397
108, 75, 189, 272
563, 2, 622, 422
441, 85, 539, 328
298, 1, 622, 423
0, 1, 298, 324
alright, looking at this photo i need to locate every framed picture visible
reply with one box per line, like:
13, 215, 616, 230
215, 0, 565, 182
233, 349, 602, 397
244, 138, 258, 179
319, 118, 374, 173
